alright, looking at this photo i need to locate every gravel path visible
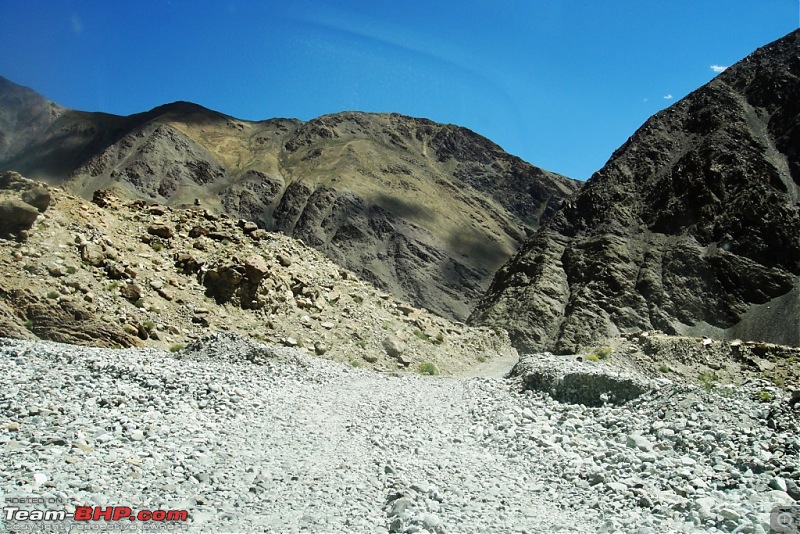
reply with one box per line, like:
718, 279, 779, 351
1, 334, 798, 533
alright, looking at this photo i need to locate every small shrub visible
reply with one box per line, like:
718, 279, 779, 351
150, 242, 164, 252
356, 340, 366, 349
586, 354, 600, 362
596, 346, 612, 360
758, 390, 774, 402
106, 281, 120, 292
658, 364, 670, 373
351, 360, 362, 368
143, 320, 155, 332
418, 362, 439, 376
66, 266, 77, 275
24, 319, 34, 330
698, 370, 719, 391
46, 291, 59, 300
133, 298, 145, 308
476, 356, 487, 363
169, 343, 185, 353
413, 330, 429, 342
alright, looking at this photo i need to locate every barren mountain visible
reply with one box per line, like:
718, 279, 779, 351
471, 29, 800, 353
0, 80, 578, 320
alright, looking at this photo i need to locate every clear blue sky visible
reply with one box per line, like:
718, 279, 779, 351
0, 1, 797, 180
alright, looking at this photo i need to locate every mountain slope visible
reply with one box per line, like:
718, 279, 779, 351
0, 170, 515, 375
470, 29, 800, 352
0, 84, 579, 320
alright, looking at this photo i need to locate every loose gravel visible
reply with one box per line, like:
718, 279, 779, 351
1, 334, 798, 533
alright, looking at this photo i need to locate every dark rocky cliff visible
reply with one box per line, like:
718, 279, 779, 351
470, 29, 800, 352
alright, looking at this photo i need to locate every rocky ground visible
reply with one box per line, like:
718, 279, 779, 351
1, 334, 799, 533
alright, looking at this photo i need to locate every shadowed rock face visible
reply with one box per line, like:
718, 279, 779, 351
471, 29, 800, 353
0, 82, 579, 320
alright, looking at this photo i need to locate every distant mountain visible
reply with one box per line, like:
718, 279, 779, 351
0, 79, 579, 320
470, 29, 800, 352
0, 76, 63, 163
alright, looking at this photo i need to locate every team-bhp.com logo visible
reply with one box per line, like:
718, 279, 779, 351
3, 502, 189, 531
73, 506, 188, 522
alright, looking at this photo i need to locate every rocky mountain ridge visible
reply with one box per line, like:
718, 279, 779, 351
0, 79, 579, 320
471, 29, 800, 353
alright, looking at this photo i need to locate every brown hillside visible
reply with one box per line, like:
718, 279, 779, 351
0, 83, 578, 320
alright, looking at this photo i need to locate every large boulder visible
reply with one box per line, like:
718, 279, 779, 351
21, 185, 51, 212
0, 198, 39, 236
509, 352, 651, 406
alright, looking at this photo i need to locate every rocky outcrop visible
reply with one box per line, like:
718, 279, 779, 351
3, 289, 142, 348
0, 88, 579, 320
0, 298, 36, 340
201, 255, 271, 310
471, 29, 800, 352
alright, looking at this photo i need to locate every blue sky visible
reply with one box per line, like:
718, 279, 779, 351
0, 1, 797, 180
